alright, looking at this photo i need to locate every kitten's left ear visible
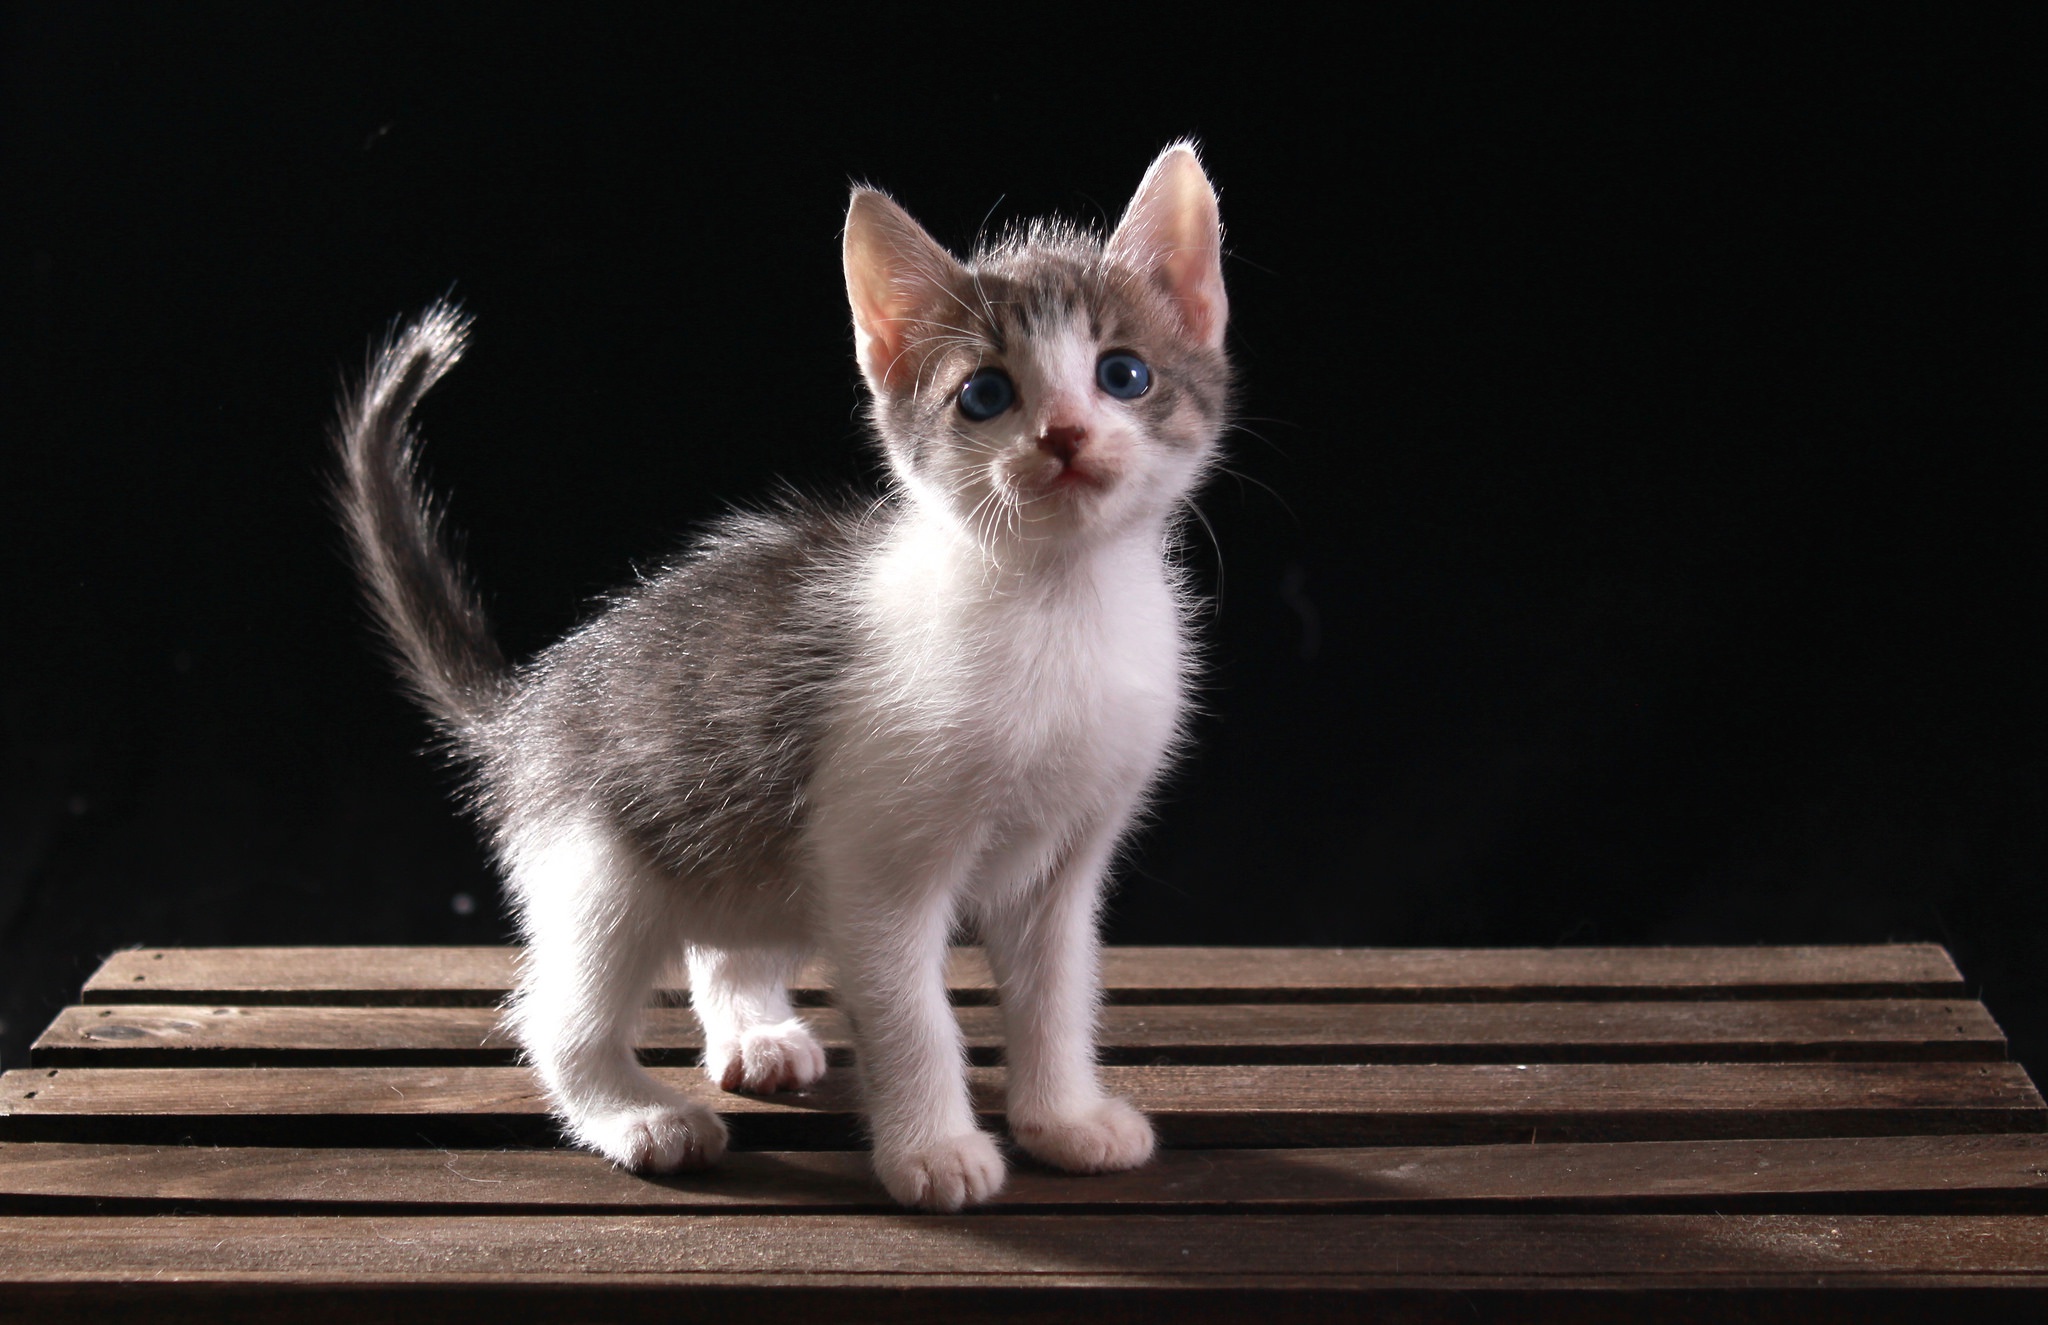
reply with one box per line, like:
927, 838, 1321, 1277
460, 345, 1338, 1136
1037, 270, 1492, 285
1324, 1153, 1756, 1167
844, 188, 969, 394
1106, 142, 1228, 351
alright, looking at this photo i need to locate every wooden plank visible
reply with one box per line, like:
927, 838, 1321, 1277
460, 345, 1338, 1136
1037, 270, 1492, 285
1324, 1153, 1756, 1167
0, 1212, 2044, 1285
32, 999, 2010, 1068
6, 1135, 2048, 1215
3, 1062, 2039, 1148
80, 944, 1967, 1006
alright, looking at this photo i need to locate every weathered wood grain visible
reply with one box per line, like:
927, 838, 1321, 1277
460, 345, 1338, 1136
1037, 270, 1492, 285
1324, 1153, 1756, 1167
4, 1061, 2039, 1148
6, 1135, 2048, 1215
1, 1212, 2044, 1283
80, 944, 1967, 1006
32, 998, 2008, 1068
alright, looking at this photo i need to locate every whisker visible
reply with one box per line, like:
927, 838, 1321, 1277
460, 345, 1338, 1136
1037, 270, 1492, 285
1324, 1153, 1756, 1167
1226, 421, 1294, 459
1182, 499, 1226, 618
1213, 463, 1299, 524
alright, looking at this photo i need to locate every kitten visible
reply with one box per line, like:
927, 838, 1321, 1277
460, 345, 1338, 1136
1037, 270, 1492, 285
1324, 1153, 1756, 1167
334, 143, 1232, 1211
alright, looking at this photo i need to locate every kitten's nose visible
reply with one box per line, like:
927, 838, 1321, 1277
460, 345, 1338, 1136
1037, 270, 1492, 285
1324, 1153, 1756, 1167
1038, 424, 1088, 465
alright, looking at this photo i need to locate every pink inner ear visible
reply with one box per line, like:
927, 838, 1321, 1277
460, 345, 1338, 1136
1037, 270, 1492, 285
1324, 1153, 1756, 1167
851, 278, 917, 392
845, 191, 966, 393
1159, 248, 1224, 349
1109, 148, 1228, 351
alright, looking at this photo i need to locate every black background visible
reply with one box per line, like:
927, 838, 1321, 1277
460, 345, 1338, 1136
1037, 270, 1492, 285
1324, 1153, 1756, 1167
3, 5, 2041, 1077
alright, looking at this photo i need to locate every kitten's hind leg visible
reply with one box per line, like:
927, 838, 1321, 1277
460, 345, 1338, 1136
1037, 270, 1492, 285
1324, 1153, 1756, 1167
504, 820, 728, 1173
687, 945, 828, 1095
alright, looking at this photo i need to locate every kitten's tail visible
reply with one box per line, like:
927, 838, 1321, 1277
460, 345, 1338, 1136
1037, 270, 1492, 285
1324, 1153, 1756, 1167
332, 301, 507, 732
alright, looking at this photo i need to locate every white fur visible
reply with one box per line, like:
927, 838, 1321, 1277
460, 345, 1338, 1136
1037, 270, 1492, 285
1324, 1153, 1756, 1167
809, 509, 1182, 1202
501, 819, 730, 1172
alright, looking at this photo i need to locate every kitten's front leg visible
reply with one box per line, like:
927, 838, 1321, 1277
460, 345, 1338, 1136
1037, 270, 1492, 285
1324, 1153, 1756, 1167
820, 842, 1005, 1212
981, 825, 1157, 1175
687, 945, 827, 1094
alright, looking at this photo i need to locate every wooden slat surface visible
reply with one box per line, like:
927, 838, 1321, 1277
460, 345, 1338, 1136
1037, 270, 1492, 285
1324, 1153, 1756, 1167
4, 1061, 2040, 1148
32, 998, 2008, 1067
2, 1212, 2045, 1283
79, 943, 1968, 1006
9, 942, 2044, 1317
7, 1135, 2048, 1215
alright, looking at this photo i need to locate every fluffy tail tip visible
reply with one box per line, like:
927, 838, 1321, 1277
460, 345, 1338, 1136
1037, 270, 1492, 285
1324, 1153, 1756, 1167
347, 300, 473, 430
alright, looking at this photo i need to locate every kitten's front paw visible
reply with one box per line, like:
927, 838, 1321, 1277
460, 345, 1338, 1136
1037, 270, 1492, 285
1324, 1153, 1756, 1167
575, 1100, 729, 1173
705, 1017, 829, 1094
873, 1130, 1007, 1212
1011, 1096, 1157, 1174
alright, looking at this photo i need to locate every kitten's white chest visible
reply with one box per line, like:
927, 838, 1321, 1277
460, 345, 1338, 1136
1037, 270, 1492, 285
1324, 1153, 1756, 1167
973, 558, 1183, 792
841, 520, 1186, 829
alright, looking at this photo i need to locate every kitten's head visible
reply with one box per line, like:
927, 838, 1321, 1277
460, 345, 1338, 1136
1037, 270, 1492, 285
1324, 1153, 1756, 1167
844, 143, 1232, 556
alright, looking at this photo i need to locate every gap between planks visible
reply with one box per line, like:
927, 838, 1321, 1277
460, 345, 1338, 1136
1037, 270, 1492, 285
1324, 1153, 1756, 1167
32, 999, 2010, 1068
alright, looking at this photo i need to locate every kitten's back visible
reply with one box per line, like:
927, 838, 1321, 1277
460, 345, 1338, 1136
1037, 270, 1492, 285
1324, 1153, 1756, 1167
474, 496, 882, 888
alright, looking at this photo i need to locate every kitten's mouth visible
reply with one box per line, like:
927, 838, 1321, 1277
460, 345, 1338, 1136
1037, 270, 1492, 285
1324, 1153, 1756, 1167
998, 454, 1117, 516
1030, 456, 1110, 495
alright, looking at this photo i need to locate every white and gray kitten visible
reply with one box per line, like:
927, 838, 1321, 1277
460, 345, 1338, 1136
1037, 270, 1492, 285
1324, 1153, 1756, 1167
335, 144, 1232, 1211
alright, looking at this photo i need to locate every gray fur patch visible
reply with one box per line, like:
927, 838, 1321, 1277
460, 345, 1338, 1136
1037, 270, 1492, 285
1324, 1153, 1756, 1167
471, 497, 875, 886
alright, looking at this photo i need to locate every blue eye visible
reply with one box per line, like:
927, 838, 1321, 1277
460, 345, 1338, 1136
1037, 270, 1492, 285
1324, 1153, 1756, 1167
957, 368, 1015, 420
1096, 352, 1151, 399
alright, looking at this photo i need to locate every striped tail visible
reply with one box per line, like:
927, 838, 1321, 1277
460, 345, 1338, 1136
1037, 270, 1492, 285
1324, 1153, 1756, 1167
332, 302, 506, 731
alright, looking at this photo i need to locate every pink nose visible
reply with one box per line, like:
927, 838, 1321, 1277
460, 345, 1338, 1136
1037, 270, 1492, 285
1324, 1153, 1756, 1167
1038, 424, 1087, 465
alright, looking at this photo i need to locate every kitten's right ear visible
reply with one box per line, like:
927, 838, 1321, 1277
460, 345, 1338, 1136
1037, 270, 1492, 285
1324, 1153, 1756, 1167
1106, 143, 1228, 352
844, 189, 968, 394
